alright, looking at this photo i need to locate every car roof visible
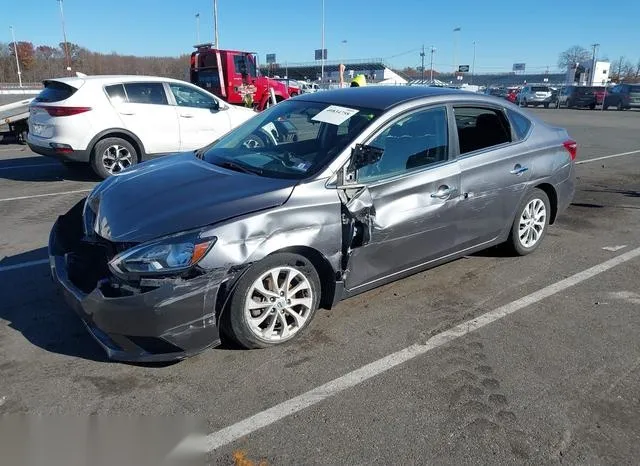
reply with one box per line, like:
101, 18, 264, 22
45, 75, 190, 88
293, 86, 468, 110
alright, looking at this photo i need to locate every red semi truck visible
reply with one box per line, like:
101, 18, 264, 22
190, 44, 290, 111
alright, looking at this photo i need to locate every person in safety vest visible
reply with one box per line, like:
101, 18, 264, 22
350, 74, 367, 87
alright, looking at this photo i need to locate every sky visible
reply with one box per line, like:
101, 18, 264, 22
2, 0, 640, 73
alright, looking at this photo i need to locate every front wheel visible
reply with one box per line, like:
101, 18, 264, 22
506, 189, 551, 256
225, 253, 321, 349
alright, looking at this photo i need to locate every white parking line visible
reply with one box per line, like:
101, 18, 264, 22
577, 149, 640, 165
205, 246, 640, 452
0, 163, 59, 171
0, 258, 49, 273
0, 188, 91, 203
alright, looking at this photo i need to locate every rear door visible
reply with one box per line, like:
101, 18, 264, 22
454, 105, 532, 248
108, 82, 180, 155
167, 82, 232, 151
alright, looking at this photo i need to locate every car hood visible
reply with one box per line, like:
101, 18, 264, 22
87, 153, 297, 243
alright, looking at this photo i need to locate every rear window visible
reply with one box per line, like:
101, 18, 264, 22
506, 109, 532, 140
34, 81, 77, 103
531, 86, 550, 92
123, 82, 168, 105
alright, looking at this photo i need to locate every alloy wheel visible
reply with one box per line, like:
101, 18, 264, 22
518, 198, 546, 248
244, 266, 313, 342
102, 144, 133, 174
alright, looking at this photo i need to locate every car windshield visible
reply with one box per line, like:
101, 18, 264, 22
202, 100, 381, 179
531, 86, 550, 92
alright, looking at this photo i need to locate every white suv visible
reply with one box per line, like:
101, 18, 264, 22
27, 75, 256, 178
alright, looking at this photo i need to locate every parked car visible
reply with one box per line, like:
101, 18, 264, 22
484, 87, 508, 98
49, 86, 576, 361
506, 87, 519, 103
273, 78, 301, 97
556, 86, 603, 109
603, 83, 640, 110
27, 75, 257, 178
517, 85, 555, 107
299, 82, 320, 94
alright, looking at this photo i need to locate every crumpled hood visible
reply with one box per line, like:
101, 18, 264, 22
87, 153, 297, 243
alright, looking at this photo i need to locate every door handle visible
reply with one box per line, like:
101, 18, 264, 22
510, 164, 528, 175
179, 113, 195, 118
430, 185, 453, 199
119, 111, 135, 116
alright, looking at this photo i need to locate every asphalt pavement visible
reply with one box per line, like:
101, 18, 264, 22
0, 108, 639, 465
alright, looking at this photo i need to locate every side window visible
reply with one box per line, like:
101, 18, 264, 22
105, 84, 126, 104
233, 55, 246, 74
454, 107, 512, 155
506, 109, 532, 140
358, 106, 449, 183
123, 82, 168, 105
169, 83, 216, 109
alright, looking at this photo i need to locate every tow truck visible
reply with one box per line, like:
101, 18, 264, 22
0, 97, 33, 143
190, 44, 290, 111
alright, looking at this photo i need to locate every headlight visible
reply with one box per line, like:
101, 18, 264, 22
109, 230, 216, 276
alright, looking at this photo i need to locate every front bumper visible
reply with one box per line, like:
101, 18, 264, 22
49, 201, 222, 362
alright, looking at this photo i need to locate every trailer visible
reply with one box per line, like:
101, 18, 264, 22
0, 98, 32, 143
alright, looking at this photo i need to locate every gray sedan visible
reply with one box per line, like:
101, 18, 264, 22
49, 86, 576, 361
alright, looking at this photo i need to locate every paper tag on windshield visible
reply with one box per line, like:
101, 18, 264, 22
312, 105, 360, 125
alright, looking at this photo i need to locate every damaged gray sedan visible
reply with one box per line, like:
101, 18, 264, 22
49, 86, 576, 361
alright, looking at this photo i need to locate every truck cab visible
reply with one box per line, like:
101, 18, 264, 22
190, 44, 290, 111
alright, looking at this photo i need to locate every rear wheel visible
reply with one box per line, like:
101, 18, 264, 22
90, 137, 137, 179
224, 253, 321, 349
506, 189, 550, 256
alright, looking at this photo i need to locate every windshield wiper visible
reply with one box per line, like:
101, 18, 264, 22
217, 160, 264, 176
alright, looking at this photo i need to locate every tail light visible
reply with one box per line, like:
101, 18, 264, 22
563, 140, 577, 160
35, 106, 91, 117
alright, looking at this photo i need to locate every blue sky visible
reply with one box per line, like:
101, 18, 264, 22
3, 0, 640, 72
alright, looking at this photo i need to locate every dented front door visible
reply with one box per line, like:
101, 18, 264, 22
343, 161, 462, 293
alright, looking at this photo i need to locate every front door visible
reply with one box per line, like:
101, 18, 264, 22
167, 83, 232, 151
343, 105, 462, 292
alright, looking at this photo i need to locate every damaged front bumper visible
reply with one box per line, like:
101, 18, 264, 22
48, 201, 222, 362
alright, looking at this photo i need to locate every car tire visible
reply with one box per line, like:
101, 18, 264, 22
90, 137, 138, 179
506, 188, 551, 256
225, 253, 321, 349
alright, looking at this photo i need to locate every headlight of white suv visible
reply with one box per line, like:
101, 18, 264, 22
109, 230, 216, 276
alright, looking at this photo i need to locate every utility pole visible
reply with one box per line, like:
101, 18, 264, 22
57, 0, 72, 73
213, 0, 219, 48
453, 27, 461, 74
321, 0, 325, 84
590, 43, 600, 86
195, 13, 200, 43
471, 41, 476, 85
430, 46, 435, 83
9, 26, 22, 87
420, 45, 425, 83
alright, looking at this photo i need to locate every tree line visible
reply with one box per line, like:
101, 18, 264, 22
0, 41, 189, 84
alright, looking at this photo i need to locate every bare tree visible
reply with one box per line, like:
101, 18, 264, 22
558, 45, 591, 71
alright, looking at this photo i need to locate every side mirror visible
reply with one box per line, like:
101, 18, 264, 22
348, 144, 384, 172
208, 99, 220, 111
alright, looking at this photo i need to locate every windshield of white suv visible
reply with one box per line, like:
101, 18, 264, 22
202, 100, 380, 179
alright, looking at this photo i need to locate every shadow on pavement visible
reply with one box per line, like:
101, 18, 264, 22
0, 247, 108, 363
0, 155, 98, 182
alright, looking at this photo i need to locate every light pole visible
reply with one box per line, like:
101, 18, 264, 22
430, 46, 436, 83
213, 0, 219, 48
590, 43, 599, 86
420, 45, 425, 83
57, 0, 72, 72
195, 13, 200, 43
320, 0, 325, 84
453, 27, 461, 74
471, 41, 476, 84
9, 26, 22, 87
